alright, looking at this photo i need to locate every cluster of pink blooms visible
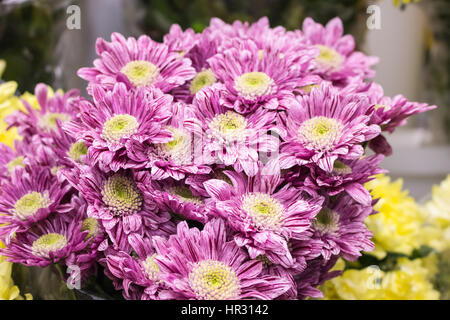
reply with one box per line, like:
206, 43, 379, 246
0, 17, 435, 300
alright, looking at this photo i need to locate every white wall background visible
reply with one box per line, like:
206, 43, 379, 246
363, 0, 450, 199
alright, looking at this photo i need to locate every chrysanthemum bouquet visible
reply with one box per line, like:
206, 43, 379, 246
0, 17, 436, 300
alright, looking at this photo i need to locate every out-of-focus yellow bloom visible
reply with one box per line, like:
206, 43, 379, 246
424, 175, 450, 228
0, 81, 22, 147
0, 61, 48, 147
364, 175, 424, 259
0, 241, 32, 300
393, 0, 419, 6
420, 175, 450, 251
0, 60, 5, 78
379, 256, 439, 300
322, 256, 440, 300
321, 259, 383, 300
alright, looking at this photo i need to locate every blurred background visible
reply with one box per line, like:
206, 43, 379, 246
0, 0, 449, 199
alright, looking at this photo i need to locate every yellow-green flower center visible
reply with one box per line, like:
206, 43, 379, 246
209, 111, 247, 142
6, 156, 25, 173
102, 114, 139, 143
101, 174, 143, 216
170, 186, 202, 204
314, 45, 344, 72
81, 217, 100, 239
256, 254, 273, 267
13, 191, 51, 220
374, 104, 391, 112
189, 260, 240, 300
189, 69, 217, 94
242, 193, 284, 231
298, 116, 343, 151
332, 160, 352, 175
142, 254, 160, 282
39, 113, 72, 131
68, 141, 88, 162
234, 72, 274, 100
312, 207, 340, 234
121, 60, 159, 87
50, 165, 64, 176
32, 233, 68, 257
300, 84, 319, 94
156, 127, 191, 165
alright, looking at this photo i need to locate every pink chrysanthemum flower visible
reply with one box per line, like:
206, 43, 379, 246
136, 172, 208, 224
0, 142, 30, 179
103, 233, 168, 300
279, 84, 380, 172
366, 82, 437, 133
163, 24, 199, 55
188, 84, 278, 176
0, 214, 88, 268
295, 256, 341, 300
0, 136, 59, 180
6, 83, 80, 141
258, 238, 321, 300
68, 165, 174, 251
290, 155, 386, 206
302, 17, 378, 82
308, 195, 374, 261
48, 123, 89, 172
152, 218, 292, 300
64, 83, 173, 172
65, 194, 106, 284
203, 168, 323, 269
205, 17, 288, 51
128, 102, 211, 181
208, 38, 316, 114
77, 32, 196, 93
0, 166, 72, 241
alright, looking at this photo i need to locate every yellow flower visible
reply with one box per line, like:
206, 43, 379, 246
322, 256, 439, 300
364, 175, 424, 259
420, 175, 450, 251
424, 175, 450, 228
393, 0, 419, 6
380, 256, 439, 300
321, 259, 383, 300
0, 241, 32, 300
0, 61, 50, 147
0, 60, 5, 78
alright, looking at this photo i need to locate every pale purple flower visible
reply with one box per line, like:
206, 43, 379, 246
302, 17, 378, 82
208, 38, 316, 114
0, 166, 72, 241
136, 172, 208, 224
279, 83, 380, 172
6, 83, 80, 141
128, 102, 211, 181
103, 233, 168, 300
78, 32, 196, 93
0, 214, 88, 267
188, 84, 279, 176
152, 218, 292, 300
64, 83, 173, 172
163, 24, 199, 54
365, 82, 437, 133
203, 168, 323, 269
308, 194, 374, 261
65, 194, 106, 283
289, 155, 386, 206
68, 165, 174, 251
295, 256, 341, 299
